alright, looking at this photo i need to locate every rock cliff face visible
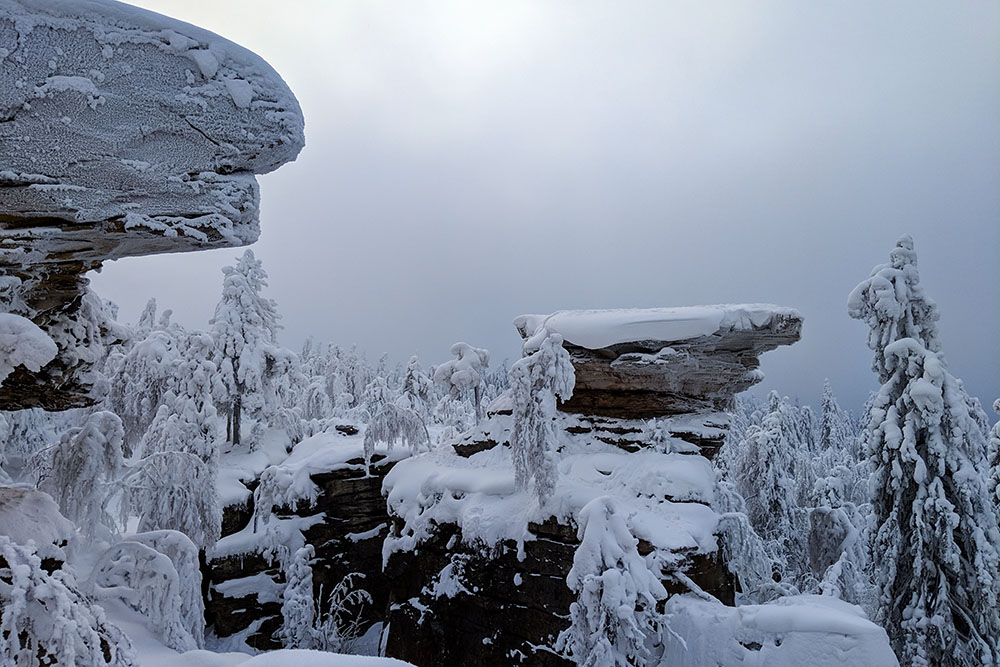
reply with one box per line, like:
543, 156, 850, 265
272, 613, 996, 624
0, 0, 304, 410
204, 435, 405, 651
380, 306, 803, 666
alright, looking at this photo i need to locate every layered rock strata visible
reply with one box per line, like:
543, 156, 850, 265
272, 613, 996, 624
0, 0, 304, 409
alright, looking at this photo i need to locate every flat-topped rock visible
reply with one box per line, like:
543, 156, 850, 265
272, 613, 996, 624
515, 305, 803, 418
0, 0, 304, 409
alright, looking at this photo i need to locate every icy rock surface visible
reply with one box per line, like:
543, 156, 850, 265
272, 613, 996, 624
516, 305, 803, 418
0, 0, 304, 409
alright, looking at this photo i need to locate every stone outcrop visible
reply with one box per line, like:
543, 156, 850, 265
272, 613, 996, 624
0, 0, 304, 410
380, 306, 802, 666
515, 305, 803, 419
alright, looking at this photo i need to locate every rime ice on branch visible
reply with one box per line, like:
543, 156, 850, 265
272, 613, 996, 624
0, 0, 305, 410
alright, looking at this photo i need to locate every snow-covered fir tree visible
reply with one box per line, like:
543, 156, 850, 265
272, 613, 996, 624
363, 403, 430, 468
279, 544, 316, 649
849, 235, 1000, 666
0, 536, 135, 666
509, 331, 574, 504
210, 249, 281, 447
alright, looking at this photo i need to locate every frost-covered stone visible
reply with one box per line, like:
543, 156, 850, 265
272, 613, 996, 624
0, 0, 304, 410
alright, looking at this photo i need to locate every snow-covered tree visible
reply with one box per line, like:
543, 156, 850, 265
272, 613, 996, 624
279, 544, 316, 649
434, 342, 490, 425
211, 249, 280, 447
123, 450, 221, 552
819, 380, 848, 451
89, 534, 200, 651
363, 403, 430, 469
730, 393, 803, 563
127, 333, 223, 550
509, 332, 574, 504
360, 373, 394, 421
0, 536, 135, 666
848, 234, 941, 383
714, 482, 783, 603
277, 544, 370, 652
107, 329, 180, 455
396, 355, 434, 419
555, 496, 666, 666
135, 297, 158, 339
850, 236, 1000, 666
42, 411, 125, 542
987, 399, 1000, 508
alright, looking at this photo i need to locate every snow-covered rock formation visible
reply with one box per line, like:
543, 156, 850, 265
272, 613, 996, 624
380, 305, 803, 666
515, 305, 803, 418
0, 0, 304, 409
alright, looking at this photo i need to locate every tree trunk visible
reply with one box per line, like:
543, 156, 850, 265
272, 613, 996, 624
232, 392, 242, 447
473, 385, 482, 425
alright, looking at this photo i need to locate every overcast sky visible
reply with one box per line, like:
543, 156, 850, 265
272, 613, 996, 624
90, 1, 999, 415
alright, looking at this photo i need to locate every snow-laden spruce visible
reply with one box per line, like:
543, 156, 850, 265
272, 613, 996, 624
106, 329, 181, 455
850, 235, 1000, 667
509, 330, 575, 504
729, 392, 805, 580
278, 544, 372, 652
848, 234, 941, 383
555, 496, 667, 666
397, 355, 434, 420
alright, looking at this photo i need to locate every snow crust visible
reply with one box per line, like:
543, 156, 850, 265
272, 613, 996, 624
661, 594, 899, 666
515, 304, 802, 350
